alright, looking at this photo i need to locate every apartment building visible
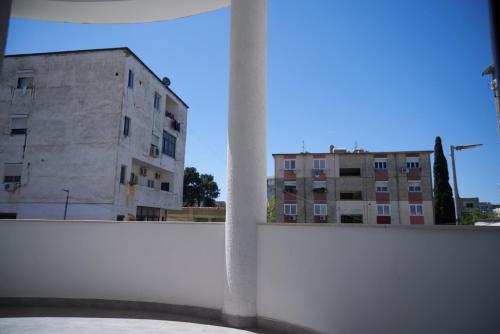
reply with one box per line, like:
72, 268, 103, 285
272, 147, 434, 225
0, 48, 187, 220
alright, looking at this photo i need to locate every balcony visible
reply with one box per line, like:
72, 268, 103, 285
135, 186, 179, 209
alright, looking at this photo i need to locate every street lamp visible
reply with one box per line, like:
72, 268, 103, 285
482, 65, 500, 139
62, 189, 69, 220
450, 144, 483, 225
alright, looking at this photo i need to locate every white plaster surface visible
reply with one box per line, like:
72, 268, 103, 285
257, 224, 500, 334
1, 221, 500, 334
0, 317, 257, 334
0, 220, 225, 310
224, 0, 267, 320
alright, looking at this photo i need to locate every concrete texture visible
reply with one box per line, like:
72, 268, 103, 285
0, 48, 187, 220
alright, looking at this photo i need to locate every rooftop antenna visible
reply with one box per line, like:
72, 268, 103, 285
301, 140, 305, 153
353, 141, 358, 151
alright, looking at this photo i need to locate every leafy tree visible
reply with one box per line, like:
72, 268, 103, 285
200, 173, 220, 207
461, 209, 499, 225
183, 167, 220, 207
267, 195, 276, 223
433, 136, 456, 224
183, 167, 201, 207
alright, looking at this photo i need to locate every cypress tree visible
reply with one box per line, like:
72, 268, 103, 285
433, 136, 456, 224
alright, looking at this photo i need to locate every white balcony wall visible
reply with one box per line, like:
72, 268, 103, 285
0, 221, 499, 334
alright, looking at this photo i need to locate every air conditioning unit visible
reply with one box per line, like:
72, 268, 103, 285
400, 167, 408, 173
319, 215, 327, 221
140, 167, 147, 176
313, 169, 321, 177
4, 183, 18, 192
154, 172, 161, 180
172, 120, 181, 131
129, 173, 138, 185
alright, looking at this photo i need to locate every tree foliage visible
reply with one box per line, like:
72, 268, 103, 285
433, 136, 456, 224
267, 195, 276, 223
461, 209, 499, 225
183, 167, 220, 207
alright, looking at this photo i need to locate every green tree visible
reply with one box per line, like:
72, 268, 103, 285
183, 167, 220, 207
461, 209, 499, 225
199, 173, 220, 207
433, 136, 456, 224
183, 167, 201, 207
267, 195, 276, 223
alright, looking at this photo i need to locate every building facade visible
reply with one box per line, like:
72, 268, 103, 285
273, 148, 434, 225
0, 48, 187, 220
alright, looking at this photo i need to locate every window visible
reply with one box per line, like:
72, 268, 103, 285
375, 181, 389, 192
162, 131, 176, 158
123, 116, 130, 136
161, 182, 170, 192
154, 92, 161, 110
147, 179, 155, 188
313, 159, 326, 170
284, 159, 296, 170
284, 180, 296, 192
465, 202, 474, 208
314, 204, 327, 216
340, 191, 362, 200
341, 215, 363, 224
128, 70, 134, 88
377, 205, 390, 216
406, 157, 420, 169
374, 158, 387, 169
339, 168, 361, 176
136, 206, 160, 221
408, 181, 422, 192
10, 115, 27, 135
313, 180, 327, 189
17, 76, 33, 90
119, 165, 127, 184
284, 204, 297, 215
409, 204, 423, 216
3, 163, 22, 183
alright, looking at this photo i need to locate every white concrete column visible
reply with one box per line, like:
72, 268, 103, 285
0, 0, 12, 73
223, 0, 267, 328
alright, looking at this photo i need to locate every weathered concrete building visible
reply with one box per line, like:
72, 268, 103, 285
0, 48, 187, 220
273, 147, 434, 225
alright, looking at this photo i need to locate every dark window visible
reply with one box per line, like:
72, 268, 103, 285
3, 176, 21, 183
116, 215, 125, 221
123, 116, 130, 136
161, 182, 170, 192
339, 168, 361, 176
339, 191, 362, 200
10, 116, 27, 135
162, 131, 176, 158
465, 203, 474, 208
154, 92, 161, 110
341, 215, 363, 224
119, 165, 127, 184
128, 70, 134, 88
17, 77, 33, 89
136, 206, 160, 221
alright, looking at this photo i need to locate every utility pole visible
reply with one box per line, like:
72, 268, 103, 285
63, 189, 69, 220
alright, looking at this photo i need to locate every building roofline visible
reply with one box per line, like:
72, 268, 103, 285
5, 47, 189, 109
272, 150, 434, 157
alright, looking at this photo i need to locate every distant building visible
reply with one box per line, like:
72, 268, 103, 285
0, 48, 187, 220
461, 198, 499, 216
166, 207, 225, 222
267, 177, 275, 203
273, 147, 434, 225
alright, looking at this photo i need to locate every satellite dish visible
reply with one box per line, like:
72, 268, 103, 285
162, 77, 171, 87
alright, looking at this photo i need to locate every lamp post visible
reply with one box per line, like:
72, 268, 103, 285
62, 189, 69, 220
450, 144, 482, 225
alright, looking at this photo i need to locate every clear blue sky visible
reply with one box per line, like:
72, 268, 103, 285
6, 0, 500, 203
